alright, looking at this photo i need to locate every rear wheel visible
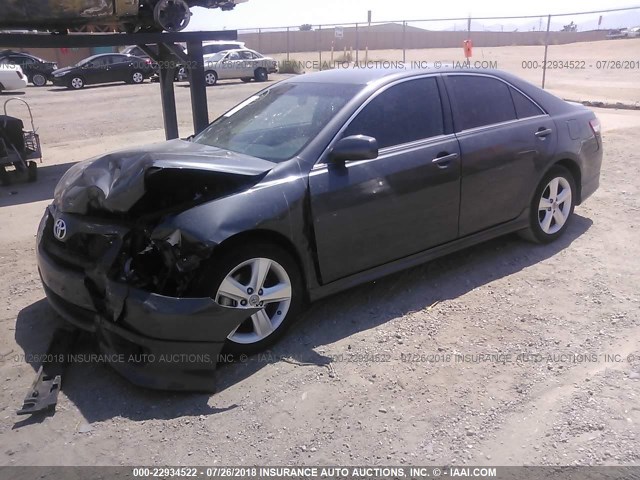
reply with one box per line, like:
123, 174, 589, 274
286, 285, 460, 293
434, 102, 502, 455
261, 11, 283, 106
204, 243, 303, 355
204, 71, 218, 86
520, 166, 576, 243
254, 68, 268, 82
130, 71, 145, 84
32, 74, 47, 87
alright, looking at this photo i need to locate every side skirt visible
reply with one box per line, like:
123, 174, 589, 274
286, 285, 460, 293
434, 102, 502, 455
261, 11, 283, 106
308, 212, 530, 302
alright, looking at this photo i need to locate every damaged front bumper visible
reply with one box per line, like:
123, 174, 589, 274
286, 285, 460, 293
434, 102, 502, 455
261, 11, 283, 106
36, 206, 257, 392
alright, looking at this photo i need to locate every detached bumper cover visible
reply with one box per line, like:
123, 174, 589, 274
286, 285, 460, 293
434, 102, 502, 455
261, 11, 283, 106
36, 208, 258, 392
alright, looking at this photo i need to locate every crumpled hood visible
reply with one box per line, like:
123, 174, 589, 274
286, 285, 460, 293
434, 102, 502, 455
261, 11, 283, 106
54, 139, 275, 215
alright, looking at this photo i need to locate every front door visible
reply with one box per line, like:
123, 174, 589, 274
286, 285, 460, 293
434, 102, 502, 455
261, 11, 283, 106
309, 77, 461, 283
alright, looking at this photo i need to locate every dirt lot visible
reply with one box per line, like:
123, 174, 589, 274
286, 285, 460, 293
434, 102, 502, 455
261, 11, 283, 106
0, 66, 639, 467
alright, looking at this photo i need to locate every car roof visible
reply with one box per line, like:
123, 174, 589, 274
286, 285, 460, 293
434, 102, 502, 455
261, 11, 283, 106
284, 67, 572, 117
203, 40, 244, 45
284, 66, 530, 85
0, 50, 42, 60
83, 53, 130, 61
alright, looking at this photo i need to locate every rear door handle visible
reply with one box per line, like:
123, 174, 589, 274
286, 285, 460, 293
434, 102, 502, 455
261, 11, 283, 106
535, 128, 553, 138
432, 153, 459, 168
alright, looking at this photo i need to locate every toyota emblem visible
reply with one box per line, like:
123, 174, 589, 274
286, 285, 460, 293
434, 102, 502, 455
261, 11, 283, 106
53, 219, 67, 240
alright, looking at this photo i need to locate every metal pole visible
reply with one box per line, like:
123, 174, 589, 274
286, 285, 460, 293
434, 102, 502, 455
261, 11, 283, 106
542, 14, 551, 89
158, 44, 179, 140
318, 25, 322, 67
403, 21, 406, 63
355, 23, 359, 63
186, 40, 209, 135
286, 27, 290, 61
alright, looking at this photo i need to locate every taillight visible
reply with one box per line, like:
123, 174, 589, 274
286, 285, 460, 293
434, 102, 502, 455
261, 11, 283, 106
589, 118, 601, 136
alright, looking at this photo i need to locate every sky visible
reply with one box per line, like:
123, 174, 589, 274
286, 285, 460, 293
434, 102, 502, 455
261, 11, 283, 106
186, 0, 640, 31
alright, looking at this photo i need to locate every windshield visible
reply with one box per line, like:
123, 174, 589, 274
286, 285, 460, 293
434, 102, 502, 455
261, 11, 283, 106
193, 82, 362, 162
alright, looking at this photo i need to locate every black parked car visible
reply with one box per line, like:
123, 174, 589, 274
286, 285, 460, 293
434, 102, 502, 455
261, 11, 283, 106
0, 50, 57, 86
52, 53, 154, 89
37, 68, 602, 390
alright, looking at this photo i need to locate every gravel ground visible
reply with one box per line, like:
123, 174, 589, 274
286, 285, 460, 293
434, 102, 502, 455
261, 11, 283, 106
0, 72, 638, 467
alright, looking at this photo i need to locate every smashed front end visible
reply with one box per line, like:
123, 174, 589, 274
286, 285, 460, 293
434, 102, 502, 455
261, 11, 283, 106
36, 141, 271, 391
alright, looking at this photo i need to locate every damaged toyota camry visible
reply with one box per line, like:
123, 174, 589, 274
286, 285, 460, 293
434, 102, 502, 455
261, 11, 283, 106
37, 68, 602, 391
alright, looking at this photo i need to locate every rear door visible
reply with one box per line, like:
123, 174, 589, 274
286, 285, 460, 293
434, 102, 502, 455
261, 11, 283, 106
443, 74, 555, 236
309, 76, 461, 283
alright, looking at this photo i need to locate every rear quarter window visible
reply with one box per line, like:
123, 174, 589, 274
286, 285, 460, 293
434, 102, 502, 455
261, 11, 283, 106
445, 75, 517, 131
510, 88, 545, 119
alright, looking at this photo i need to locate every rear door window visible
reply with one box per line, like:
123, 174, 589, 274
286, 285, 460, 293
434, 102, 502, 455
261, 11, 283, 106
445, 75, 517, 131
343, 77, 445, 149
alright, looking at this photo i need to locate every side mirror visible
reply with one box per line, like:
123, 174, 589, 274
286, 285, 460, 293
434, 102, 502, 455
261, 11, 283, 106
328, 135, 379, 163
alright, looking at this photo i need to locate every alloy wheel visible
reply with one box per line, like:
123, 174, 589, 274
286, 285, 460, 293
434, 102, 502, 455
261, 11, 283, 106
32, 74, 47, 87
538, 177, 572, 235
205, 72, 218, 86
70, 77, 84, 89
216, 258, 293, 345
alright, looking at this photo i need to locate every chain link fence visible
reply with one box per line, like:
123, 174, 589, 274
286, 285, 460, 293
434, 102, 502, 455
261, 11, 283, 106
237, 6, 640, 106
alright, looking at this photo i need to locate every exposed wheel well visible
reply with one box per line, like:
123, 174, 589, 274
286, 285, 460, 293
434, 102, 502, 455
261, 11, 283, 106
554, 159, 582, 204
212, 230, 310, 299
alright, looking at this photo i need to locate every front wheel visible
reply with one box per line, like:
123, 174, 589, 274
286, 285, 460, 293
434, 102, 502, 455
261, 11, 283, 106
204, 70, 218, 86
204, 243, 303, 355
69, 76, 84, 90
520, 166, 576, 244
32, 74, 47, 87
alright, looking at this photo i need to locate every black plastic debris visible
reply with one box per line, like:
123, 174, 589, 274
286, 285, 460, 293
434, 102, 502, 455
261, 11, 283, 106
17, 328, 78, 416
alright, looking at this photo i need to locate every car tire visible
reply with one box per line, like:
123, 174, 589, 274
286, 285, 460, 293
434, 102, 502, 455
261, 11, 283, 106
241, 77, 253, 83
69, 76, 84, 90
201, 242, 304, 355
254, 68, 268, 82
204, 70, 218, 86
0, 167, 9, 186
130, 71, 145, 84
520, 165, 576, 244
27, 161, 37, 182
32, 74, 47, 87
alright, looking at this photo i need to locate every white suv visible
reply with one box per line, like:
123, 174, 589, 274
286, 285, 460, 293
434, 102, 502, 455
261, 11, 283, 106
0, 64, 28, 92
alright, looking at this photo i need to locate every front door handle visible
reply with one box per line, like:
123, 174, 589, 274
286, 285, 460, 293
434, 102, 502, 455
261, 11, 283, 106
432, 152, 459, 168
535, 128, 553, 138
